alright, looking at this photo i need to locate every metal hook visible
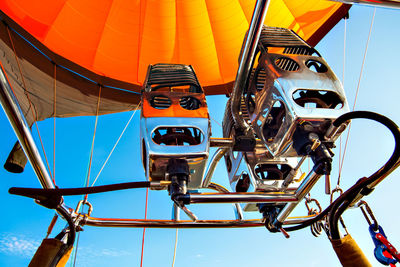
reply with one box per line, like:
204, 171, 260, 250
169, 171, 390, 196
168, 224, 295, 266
304, 197, 325, 237
330, 186, 343, 204
357, 200, 378, 231
75, 200, 93, 217
305, 198, 322, 214
330, 186, 348, 235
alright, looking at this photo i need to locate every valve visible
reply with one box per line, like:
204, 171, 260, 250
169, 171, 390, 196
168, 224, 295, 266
167, 158, 198, 221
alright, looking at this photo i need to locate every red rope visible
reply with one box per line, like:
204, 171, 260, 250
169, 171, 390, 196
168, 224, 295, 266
140, 187, 149, 267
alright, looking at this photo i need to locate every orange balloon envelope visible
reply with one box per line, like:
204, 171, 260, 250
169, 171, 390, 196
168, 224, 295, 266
0, 0, 349, 122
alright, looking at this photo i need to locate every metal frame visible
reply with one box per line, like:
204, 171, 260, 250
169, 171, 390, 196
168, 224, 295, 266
82, 215, 316, 228
0, 61, 324, 228
0, 0, 322, 229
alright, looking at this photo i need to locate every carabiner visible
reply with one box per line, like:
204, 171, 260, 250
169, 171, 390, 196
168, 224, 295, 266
75, 200, 93, 216
369, 224, 398, 265
358, 200, 379, 231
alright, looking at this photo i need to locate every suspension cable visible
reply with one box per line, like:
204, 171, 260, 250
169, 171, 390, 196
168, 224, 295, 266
91, 101, 142, 187
140, 187, 149, 267
210, 115, 222, 128
171, 228, 178, 267
83, 85, 102, 202
337, 8, 376, 185
337, 16, 347, 185
6, 26, 53, 180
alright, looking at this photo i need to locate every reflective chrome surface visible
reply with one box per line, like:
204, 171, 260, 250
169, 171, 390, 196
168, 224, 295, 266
0, 65, 55, 190
83, 215, 315, 228
176, 192, 297, 204
276, 170, 322, 224
141, 116, 210, 189
224, 144, 302, 211
231, 0, 270, 133
84, 217, 265, 228
249, 53, 350, 157
140, 94, 210, 190
202, 147, 228, 188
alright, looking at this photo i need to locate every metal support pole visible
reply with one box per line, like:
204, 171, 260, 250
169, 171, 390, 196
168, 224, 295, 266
231, 0, 270, 133
202, 147, 228, 188
275, 170, 322, 225
0, 64, 55, 189
82, 214, 316, 229
176, 193, 297, 204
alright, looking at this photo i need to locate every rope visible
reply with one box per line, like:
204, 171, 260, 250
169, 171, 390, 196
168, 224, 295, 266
91, 101, 142, 187
337, 8, 376, 185
72, 231, 81, 267
210, 115, 222, 128
83, 86, 102, 202
171, 228, 178, 267
337, 16, 347, 186
6, 26, 53, 180
140, 187, 149, 267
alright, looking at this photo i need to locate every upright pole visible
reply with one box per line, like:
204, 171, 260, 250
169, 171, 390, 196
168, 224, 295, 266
231, 0, 270, 134
0, 63, 55, 189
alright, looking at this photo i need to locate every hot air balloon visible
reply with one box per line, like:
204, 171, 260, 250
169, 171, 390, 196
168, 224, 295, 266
1, 0, 400, 266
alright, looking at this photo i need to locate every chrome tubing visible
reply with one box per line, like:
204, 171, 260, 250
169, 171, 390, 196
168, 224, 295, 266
231, 0, 270, 133
209, 138, 234, 148
176, 193, 297, 204
84, 217, 265, 228
209, 138, 265, 148
234, 203, 244, 221
0, 65, 55, 189
202, 147, 229, 188
172, 203, 180, 221
276, 170, 322, 224
83, 215, 314, 228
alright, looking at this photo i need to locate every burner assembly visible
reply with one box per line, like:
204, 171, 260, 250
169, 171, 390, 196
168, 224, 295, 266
140, 64, 211, 191
223, 27, 350, 218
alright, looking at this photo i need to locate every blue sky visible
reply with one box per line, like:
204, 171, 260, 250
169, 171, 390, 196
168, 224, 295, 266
1, 4, 400, 267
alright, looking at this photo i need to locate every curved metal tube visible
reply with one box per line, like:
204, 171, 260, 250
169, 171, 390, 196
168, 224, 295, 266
202, 147, 229, 188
